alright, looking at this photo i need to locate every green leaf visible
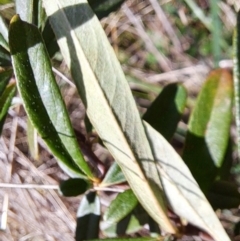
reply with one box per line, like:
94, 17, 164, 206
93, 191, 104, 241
144, 121, 231, 241
27, 117, 39, 160
102, 204, 153, 238
207, 180, 240, 209
0, 45, 11, 66
15, 0, 46, 29
0, 69, 12, 96
36, 0, 47, 30
16, 0, 34, 23
9, 15, 93, 179
101, 162, 126, 187
88, 0, 125, 19
43, 0, 176, 234
76, 191, 100, 241
143, 83, 187, 140
102, 214, 136, 238
234, 11, 240, 160
42, 19, 59, 58
0, 14, 9, 51
182, 69, 233, 193
218, 139, 233, 180
126, 75, 161, 95
59, 178, 89, 197
0, 82, 16, 134
104, 189, 138, 227
16, 0, 46, 27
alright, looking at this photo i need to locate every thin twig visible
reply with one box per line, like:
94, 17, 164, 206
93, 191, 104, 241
94, 186, 125, 193
52, 67, 76, 88
0, 183, 59, 190
122, 4, 172, 72
149, 0, 182, 52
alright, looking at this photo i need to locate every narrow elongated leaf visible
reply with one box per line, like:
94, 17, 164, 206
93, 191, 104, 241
101, 161, 126, 187
234, 11, 240, 159
104, 189, 138, 228
76, 192, 100, 241
59, 178, 89, 197
103, 207, 149, 238
0, 45, 11, 66
43, 0, 176, 233
42, 19, 59, 58
0, 14, 9, 51
36, 0, 47, 30
0, 69, 12, 96
144, 121, 231, 241
182, 69, 233, 193
102, 213, 139, 238
16, 0, 46, 28
9, 15, 93, 178
143, 83, 187, 140
207, 180, 240, 209
0, 83, 16, 133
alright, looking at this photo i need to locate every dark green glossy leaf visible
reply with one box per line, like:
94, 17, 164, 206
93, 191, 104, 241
143, 83, 187, 140
104, 189, 138, 227
207, 180, 240, 209
9, 15, 93, 178
0, 45, 11, 66
88, 0, 125, 19
0, 69, 12, 96
182, 69, 233, 193
234, 11, 240, 159
0, 14, 9, 51
42, 19, 59, 58
59, 178, 89, 197
0, 82, 16, 133
101, 162, 126, 187
76, 192, 100, 241
0, 34, 9, 52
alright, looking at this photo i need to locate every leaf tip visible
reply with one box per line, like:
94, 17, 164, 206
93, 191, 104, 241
10, 14, 21, 25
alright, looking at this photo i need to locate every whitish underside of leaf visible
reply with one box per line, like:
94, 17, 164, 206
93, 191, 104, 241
43, 0, 176, 234
101, 161, 126, 186
144, 121, 230, 241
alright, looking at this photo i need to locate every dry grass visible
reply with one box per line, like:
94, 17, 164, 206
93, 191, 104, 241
1, 0, 240, 240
